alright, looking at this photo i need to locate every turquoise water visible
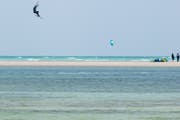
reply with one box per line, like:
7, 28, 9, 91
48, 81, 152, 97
0, 56, 170, 61
0, 66, 180, 120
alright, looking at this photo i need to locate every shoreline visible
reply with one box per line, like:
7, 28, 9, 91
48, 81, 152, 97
0, 61, 179, 67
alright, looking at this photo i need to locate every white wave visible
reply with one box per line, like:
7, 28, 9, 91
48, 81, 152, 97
27, 58, 40, 61
18, 56, 23, 59
66, 57, 84, 61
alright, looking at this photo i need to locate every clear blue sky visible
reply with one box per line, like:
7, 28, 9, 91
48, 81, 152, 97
0, 0, 180, 56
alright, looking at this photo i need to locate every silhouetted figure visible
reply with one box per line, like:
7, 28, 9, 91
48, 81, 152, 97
33, 2, 41, 18
171, 53, 175, 61
177, 53, 180, 62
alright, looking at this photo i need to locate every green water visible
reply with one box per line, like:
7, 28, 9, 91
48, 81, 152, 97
0, 66, 180, 120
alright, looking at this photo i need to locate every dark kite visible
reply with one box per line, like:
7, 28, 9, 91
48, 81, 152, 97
33, 2, 41, 18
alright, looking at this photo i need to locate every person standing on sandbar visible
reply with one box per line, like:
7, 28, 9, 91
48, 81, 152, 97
176, 53, 180, 62
171, 53, 175, 61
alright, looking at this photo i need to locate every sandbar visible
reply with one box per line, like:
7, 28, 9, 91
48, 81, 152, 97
0, 61, 179, 67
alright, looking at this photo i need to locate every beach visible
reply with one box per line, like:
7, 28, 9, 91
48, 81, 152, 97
0, 61, 179, 67
2, 0, 180, 119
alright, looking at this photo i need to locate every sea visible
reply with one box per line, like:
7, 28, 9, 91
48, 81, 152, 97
0, 56, 170, 62
0, 56, 180, 120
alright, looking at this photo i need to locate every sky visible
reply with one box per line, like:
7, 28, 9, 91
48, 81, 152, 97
0, 0, 180, 56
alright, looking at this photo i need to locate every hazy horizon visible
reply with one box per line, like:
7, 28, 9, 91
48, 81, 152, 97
0, 0, 180, 56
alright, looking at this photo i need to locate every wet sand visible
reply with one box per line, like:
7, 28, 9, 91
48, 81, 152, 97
0, 61, 179, 67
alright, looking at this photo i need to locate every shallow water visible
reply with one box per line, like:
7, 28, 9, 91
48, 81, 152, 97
0, 66, 180, 120
0, 56, 169, 62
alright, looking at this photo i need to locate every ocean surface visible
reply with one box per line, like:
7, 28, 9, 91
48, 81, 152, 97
0, 66, 180, 120
0, 56, 170, 62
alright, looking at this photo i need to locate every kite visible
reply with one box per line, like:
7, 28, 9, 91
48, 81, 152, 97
109, 40, 114, 46
33, 2, 41, 18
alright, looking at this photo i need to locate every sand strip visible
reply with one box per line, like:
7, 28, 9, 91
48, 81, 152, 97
0, 61, 179, 67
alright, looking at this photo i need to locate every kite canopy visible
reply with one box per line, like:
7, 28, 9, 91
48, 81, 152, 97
33, 2, 41, 18
109, 40, 114, 46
